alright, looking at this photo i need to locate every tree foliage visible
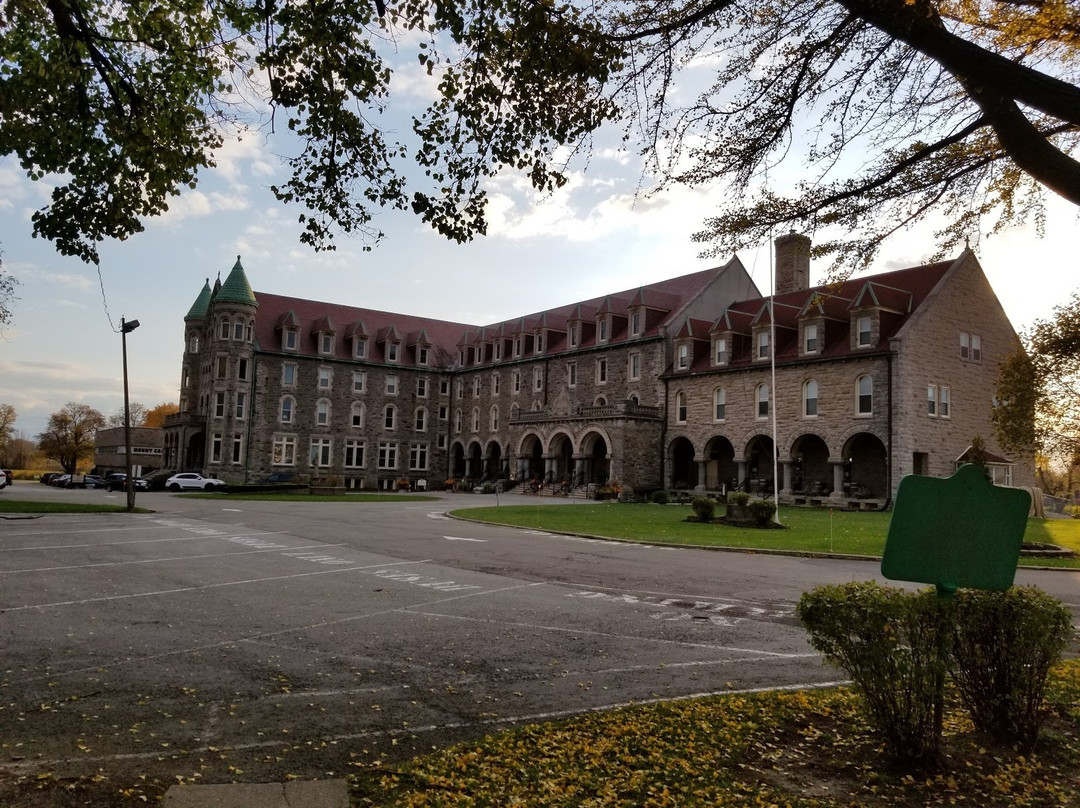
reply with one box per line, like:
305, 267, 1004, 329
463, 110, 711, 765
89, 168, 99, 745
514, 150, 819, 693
36, 401, 105, 474
143, 402, 179, 428
0, 252, 17, 325
106, 402, 148, 429
0, 402, 15, 455
2, 0, 1077, 269
993, 292, 1080, 462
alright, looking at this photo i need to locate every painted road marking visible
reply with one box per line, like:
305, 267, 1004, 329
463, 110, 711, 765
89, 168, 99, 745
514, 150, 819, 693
445, 536, 487, 542
363, 567, 481, 592
565, 589, 795, 627
427, 512, 450, 520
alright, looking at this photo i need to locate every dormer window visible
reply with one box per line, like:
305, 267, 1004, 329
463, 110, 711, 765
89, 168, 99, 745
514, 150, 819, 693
676, 343, 690, 370
630, 310, 642, 336
283, 328, 298, 351
319, 333, 334, 355
856, 316, 872, 348
354, 338, 367, 359
568, 324, 579, 348
494, 342, 503, 361
387, 342, 400, 363
534, 333, 544, 355
417, 346, 429, 365
713, 337, 727, 365
513, 336, 523, 357
598, 317, 610, 343
804, 324, 819, 354
756, 331, 770, 360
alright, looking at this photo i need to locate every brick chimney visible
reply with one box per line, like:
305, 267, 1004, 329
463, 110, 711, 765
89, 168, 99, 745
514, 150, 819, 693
774, 232, 811, 294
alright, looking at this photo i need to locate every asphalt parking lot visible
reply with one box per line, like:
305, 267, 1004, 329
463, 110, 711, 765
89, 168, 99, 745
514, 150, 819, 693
1, 484, 1077, 796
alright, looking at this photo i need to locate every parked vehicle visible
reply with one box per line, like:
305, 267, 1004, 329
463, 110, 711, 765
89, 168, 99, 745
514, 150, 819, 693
82, 474, 105, 489
39, 472, 62, 485
0, 469, 8, 489
104, 473, 150, 492
256, 472, 295, 484
50, 474, 73, 487
166, 473, 228, 492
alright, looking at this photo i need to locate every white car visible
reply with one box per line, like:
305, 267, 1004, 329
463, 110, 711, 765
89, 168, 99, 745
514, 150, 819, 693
166, 473, 228, 492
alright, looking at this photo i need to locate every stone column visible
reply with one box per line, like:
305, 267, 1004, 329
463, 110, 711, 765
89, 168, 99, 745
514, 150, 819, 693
830, 459, 845, 500
782, 461, 793, 495
695, 460, 707, 491
737, 460, 747, 490
464, 457, 473, 479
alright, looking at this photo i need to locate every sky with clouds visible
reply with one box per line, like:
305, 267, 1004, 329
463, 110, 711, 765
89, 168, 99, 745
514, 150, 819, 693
1, 36, 1077, 441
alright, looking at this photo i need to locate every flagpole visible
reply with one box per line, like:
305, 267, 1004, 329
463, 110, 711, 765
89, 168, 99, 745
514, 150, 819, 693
770, 236, 780, 524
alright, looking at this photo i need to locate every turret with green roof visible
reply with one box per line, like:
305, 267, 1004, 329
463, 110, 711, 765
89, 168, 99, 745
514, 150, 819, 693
184, 279, 213, 322
215, 256, 259, 308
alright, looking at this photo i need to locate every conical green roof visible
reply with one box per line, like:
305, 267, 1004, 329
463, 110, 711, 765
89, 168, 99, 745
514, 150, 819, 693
216, 256, 258, 308
184, 279, 213, 321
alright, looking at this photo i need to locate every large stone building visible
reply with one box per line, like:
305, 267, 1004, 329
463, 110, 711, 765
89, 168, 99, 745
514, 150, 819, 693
164, 237, 1034, 503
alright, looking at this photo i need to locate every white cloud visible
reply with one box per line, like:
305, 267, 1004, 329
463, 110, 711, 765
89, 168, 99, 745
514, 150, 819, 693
159, 190, 251, 223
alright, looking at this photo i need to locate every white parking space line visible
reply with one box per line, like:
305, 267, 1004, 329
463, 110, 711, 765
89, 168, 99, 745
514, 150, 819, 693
0, 525, 187, 540
444, 535, 487, 542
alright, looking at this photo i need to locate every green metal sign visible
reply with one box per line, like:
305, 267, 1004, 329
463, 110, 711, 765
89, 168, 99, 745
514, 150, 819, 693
882, 464, 1031, 592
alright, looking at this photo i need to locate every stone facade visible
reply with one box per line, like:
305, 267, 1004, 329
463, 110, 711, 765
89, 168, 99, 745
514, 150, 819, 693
164, 243, 1034, 501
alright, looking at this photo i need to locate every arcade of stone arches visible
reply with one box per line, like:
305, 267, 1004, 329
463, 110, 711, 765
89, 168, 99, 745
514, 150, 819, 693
449, 429, 613, 486
667, 430, 889, 502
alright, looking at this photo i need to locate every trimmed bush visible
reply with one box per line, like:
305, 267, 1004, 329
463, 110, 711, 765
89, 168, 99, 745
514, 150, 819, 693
691, 496, 715, 521
797, 582, 947, 763
747, 498, 777, 526
651, 490, 669, 505
728, 491, 750, 506
950, 586, 1072, 748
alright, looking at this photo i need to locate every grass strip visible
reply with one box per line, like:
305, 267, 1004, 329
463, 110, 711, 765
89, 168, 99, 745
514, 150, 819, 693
0, 501, 152, 514
183, 492, 440, 502
351, 660, 1080, 807
451, 503, 1080, 567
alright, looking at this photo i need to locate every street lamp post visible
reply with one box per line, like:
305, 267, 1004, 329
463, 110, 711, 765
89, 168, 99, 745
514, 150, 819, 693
121, 317, 141, 513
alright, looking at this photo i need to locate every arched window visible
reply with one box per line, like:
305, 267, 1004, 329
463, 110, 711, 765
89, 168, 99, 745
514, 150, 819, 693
219, 318, 231, 339
857, 375, 873, 415
756, 384, 769, 418
280, 396, 294, 424
316, 399, 331, 426
454, 408, 462, 432
713, 388, 726, 421
510, 403, 520, 419
595, 396, 607, 407
471, 407, 480, 432
490, 405, 499, 431
233, 321, 244, 340
351, 402, 365, 428
803, 379, 819, 417
675, 391, 687, 423
384, 404, 396, 430
415, 407, 427, 432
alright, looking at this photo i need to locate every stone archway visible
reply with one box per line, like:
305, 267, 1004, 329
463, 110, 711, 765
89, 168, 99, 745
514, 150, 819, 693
704, 436, 737, 491
744, 434, 775, 495
518, 433, 544, 481
467, 441, 483, 480
581, 431, 610, 485
842, 432, 889, 498
485, 440, 503, 479
549, 433, 574, 483
185, 432, 205, 470
668, 436, 695, 489
450, 442, 466, 479
790, 433, 830, 495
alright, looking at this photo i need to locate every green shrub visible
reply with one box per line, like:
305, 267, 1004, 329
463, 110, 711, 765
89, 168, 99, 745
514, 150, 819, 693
651, 490, 669, 505
481, 482, 495, 494
691, 496, 715, 521
747, 498, 776, 525
728, 491, 750, 506
797, 582, 947, 763
950, 586, 1072, 748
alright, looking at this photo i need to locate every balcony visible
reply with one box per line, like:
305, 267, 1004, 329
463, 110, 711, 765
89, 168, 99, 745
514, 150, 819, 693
510, 401, 662, 424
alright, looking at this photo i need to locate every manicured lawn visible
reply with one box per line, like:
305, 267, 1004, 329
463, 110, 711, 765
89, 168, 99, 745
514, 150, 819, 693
453, 503, 1080, 567
185, 492, 440, 502
351, 660, 1080, 807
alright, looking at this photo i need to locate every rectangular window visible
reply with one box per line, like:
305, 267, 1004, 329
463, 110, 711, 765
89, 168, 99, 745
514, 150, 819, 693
513, 372, 521, 394
214, 391, 225, 418
597, 358, 608, 383
714, 389, 726, 421
494, 342, 503, 361
284, 329, 297, 350
211, 433, 222, 463
599, 318, 609, 342
492, 373, 500, 395
378, 442, 398, 469
234, 322, 244, 340
473, 377, 481, 398
353, 371, 366, 393
438, 404, 448, 421
283, 363, 296, 386
318, 367, 331, 389
415, 408, 426, 431
567, 362, 577, 387
354, 338, 367, 359
418, 346, 428, 365
961, 332, 982, 361
939, 386, 951, 418
437, 433, 447, 449
714, 338, 728, 365
630, 352, 641, 380
960, 331, 969, 359
320, 333, 333, 354
534, 367, 543, 391
272, 436, 297, 465
677, 343, 689, 369
757, 331, 770, 359
514, 337, 522, 357
387, 342, 399, 362
857, 316, 872, 347
386, 375, 398, 395
455, 379, 464, 399
238, 358, 248, 381
971, 335, 981, 361
535, 333, 544, 354
568, 324, 579, 348
216, 356, 228, 378
409, 443, 429, 471
231, 436, 243, 464
631, 310, 641, 336
440, 379, 450, 396
928, 384, 938, 416
310, 438, 332, 467
344, 439, 365, 468
804, 324, 818, 353
280, 397, 293, 424
417, 378, 427, 397
235, 391, 247, 420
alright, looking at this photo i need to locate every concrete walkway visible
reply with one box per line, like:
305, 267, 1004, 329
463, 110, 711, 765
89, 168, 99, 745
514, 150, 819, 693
163, 779, 350, 807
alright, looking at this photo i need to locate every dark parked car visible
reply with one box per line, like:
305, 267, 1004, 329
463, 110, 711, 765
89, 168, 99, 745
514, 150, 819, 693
256, 472, 296, 484
50, 474, 73, 487
82, 474, 106, 489
104, 473, 150, 492
39, 472, 62, 485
